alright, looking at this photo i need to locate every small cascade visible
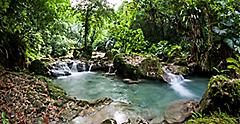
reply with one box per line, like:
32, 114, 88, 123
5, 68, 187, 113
162, 67, 195, 97
88, 64, 93, 72
83, 63, 86, 71
50, 61, 72, 77
71, 61, 79, 72
53, 61, 71, 72
107, 65, 111, 73
60, 62, 71, 72
105, 64, 115, 76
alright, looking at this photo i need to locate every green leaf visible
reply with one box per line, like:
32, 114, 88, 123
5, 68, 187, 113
226, 58, 239, 66
1, 112, 9, 124
227, 65, 240, 75
224, 38, 234, 48
213, 27, 220, 34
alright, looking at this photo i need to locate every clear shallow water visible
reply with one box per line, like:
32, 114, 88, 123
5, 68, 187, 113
54, 72, 209, 116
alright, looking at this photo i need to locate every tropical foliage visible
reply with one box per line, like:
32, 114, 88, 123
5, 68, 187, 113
0, 0, 239, 72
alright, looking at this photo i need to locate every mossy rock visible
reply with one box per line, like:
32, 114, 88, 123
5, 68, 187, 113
139, 57, 164, 80
113, 54, 142, 80
105, 51, 114, 60
167, 64, 190, 76
199, 75, 240, 116
29, 59, 48, 75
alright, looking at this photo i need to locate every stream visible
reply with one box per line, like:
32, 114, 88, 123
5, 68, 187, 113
53, 71, 209, 121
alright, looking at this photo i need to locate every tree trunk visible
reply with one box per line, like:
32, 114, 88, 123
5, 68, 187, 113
84, 9, 90, 50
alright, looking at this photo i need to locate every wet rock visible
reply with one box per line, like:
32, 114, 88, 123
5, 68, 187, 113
123, 79, 141, 84
49, 63, 71, 77
105, 73, 116, 76
89, 63, 101, 71
50, 70, 71, 77
101, 118, 117, 124
71, 62, 87, 72
199, 75, 240, 116
163, 100, 199, 124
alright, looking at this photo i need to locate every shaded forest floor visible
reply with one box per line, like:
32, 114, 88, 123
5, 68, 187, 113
0, 68, 112, 123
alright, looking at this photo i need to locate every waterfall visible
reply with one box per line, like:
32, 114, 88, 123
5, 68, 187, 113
49, 61, 72, 77
57, 62, 71, 72
83, 63, 86, 71
71, 61, 78, 72
105, 64, 115, 76
162, 67, 195, 97
88, 64, 93, 72
107, 66, 111, 73
107, 64, 113, 73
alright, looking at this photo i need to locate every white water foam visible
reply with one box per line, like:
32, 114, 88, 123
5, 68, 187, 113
162, 67, 195, 97
71, 61, 79, 72
88, 64, 93, 72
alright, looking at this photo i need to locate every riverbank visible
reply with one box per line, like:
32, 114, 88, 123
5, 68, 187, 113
0, 69, 112, 123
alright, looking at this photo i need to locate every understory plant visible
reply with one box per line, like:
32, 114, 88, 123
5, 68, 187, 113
187, 112, 238, 124
1, 112, 9, 124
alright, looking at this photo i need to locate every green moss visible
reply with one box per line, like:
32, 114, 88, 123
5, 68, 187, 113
139, 57, 163, 79
113, 54, 142, 80
37, 75, 68, 99
200, 75, 240, 116
187, 112, 239, 124
37, 75, 52, 84
48, 83, 67, 100
178, 66, 190, 75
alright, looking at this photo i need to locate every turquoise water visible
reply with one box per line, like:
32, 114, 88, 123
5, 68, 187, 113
54, 72, 208, 116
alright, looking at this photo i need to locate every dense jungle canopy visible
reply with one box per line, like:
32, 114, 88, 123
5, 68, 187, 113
0, 0, 239, 73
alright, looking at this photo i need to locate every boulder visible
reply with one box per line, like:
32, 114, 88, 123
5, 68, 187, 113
50, 70, 71, 77
113, 54, 142, 80
29, 60, 48, 75
199, 75, 240, 116
163, 100, 199, 124
138, 57, 164, 80
74, 62, 87, 72
113, 54, 165, 80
